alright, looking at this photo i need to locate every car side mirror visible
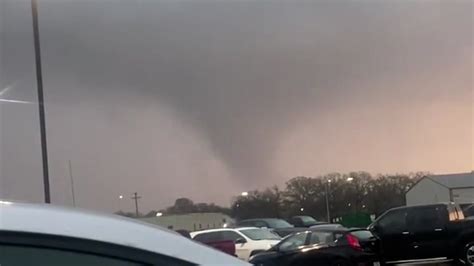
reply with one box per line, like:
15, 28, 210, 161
235, 238, 247, 244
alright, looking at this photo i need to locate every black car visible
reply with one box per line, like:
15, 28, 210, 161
289, 216, 324, 227
236, 218, 305, 237
249, 228, 380, 266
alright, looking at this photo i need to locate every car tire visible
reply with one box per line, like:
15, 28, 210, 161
465, 242, 474, 266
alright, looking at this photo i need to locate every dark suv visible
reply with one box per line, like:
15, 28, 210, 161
369, 203, 474, 265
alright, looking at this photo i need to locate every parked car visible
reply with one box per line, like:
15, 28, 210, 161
249, 228, 380, 266
288, 215, 322, 227
369, 203, 474, 265
0, 201, 249, 265
190, 227, 281, 261
236, 218, 304, 237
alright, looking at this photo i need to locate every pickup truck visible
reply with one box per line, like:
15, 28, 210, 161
368, 203, 474, 265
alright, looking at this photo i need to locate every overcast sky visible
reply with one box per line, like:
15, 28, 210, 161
0, 0, 472, 213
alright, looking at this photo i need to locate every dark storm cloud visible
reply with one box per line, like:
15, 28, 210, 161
39, 1, 471, 179
0, 0, 472, 211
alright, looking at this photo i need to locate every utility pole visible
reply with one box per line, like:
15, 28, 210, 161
131, 192, 141, 217
68, 160, 76, 207
31, 0, 51, 203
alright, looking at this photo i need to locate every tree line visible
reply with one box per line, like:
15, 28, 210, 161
230, 172, 426, 221
116, 171, 427, 220
116, 197, 231, 218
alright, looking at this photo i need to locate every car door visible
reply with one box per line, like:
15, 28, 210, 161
371, 208, 410, 262
406, 205, 449, 260
220, 230, 250, 260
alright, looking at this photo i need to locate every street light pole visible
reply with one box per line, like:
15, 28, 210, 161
68, 160, 76, 207
31, 0, 51, 203
325, 179, 331, 222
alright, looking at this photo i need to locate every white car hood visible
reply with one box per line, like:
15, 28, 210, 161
252, 239, 281, 250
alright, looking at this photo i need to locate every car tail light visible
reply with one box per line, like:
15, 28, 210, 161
346, 234, 362, 251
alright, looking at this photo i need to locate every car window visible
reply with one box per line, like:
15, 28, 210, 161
308, 232, 334, 245
462, 204, 474, 218
193, 232, 221, 242
239, 228, 281, 240
407, 206, 444, 232
266, 220, 293, 229
300, 216, 317, 224
278, 232, 308, 251
0, 244, 144, 266
238, 221, 255, 227
220, 231, 242, 241
290, 217, 302, 224
377, 209, 408, 234
334, 233, 344, 241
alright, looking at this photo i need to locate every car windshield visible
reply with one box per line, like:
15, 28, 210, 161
266, 220, 293, 229
239, 229, 281, 240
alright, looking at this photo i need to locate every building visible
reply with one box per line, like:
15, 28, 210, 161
406, 172, 474, 206
140, 212, 233, 232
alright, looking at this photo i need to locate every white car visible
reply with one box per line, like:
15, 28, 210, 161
0, 200, 249, 266
190, 227, 281, 261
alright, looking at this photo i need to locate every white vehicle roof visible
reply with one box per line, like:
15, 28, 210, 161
190, 227, 258, 237
0, 201, 249, 266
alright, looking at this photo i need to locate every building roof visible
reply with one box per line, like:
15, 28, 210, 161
428, 172, 474, 188
0, 201, 248, 265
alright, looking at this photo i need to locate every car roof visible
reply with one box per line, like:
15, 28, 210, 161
308, 227, 348, 233
391, 203, 448, 210
309, 223, 345, 229
0, 201, 248, 266
239, 218, 283, 222
190, 227, 258, 236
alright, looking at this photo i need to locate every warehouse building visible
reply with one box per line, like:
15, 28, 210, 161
406, 172, 474, 206
140, 212, 233, 232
